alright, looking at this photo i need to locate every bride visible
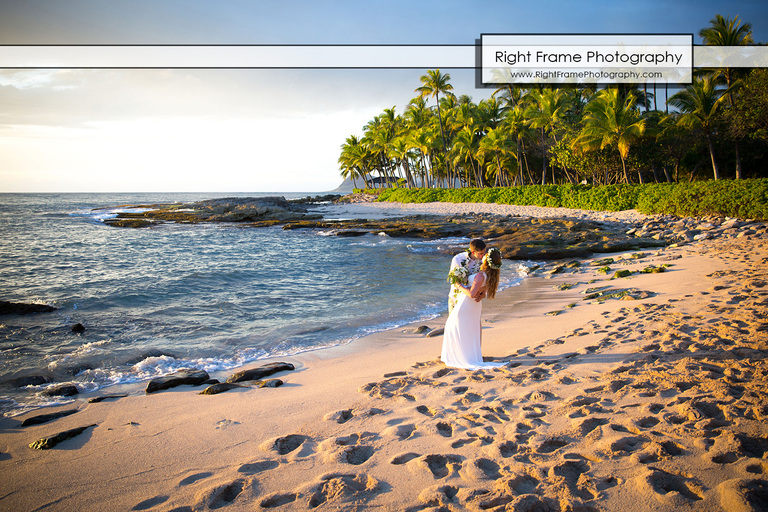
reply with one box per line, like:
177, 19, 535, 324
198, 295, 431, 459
441, 247, 506, 370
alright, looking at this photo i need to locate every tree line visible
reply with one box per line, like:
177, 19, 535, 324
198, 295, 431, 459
339, 15, 767, 190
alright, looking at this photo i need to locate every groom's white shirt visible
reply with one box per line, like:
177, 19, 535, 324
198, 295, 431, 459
448, 251, 482, 311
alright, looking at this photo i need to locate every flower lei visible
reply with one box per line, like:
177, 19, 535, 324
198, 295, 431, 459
447, 260, 470, 285
483, 248, 502, 270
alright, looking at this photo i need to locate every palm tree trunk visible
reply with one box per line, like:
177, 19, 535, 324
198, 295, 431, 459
706, 131, 720, 180
620, 154, 630, 184
540, 128, 547, 184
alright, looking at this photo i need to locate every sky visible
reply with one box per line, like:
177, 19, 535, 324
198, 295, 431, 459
0, 0, 767, 193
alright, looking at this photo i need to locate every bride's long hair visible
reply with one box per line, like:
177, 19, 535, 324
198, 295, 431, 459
480, 248, 502, 299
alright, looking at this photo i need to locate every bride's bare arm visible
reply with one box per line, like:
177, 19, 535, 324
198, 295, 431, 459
460, 273, 486, 299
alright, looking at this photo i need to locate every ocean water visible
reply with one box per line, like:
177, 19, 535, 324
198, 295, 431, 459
0, 193, 534, 415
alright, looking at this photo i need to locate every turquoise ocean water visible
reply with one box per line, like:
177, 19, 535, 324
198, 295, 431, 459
0, 193, 532, 415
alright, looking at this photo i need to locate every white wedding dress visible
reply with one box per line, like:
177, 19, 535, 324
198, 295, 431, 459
441, 272, 506, 370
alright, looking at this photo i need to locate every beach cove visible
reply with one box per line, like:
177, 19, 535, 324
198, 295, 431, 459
1, 200, 767, 512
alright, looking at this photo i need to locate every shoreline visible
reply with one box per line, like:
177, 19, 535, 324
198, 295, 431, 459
2, 202, 767, 512
312, 199, 651, 224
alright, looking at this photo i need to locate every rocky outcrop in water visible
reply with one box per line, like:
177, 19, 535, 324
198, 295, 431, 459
40, 384, 79, 397
285, 214, 666, 260
0, 301, 57, 315
102, 196, 324, 228
6, 375, 52, 388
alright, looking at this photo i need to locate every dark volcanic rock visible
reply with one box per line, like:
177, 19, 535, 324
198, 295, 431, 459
199, 382, 244, 395
103, 196, 322, 228
28, 424, 97, 450
257, 379, 284, 388
7, 375, 52, 388
283, 214, 664, 260
145, 369, 210, 393
40, 384, 79, 397
21, 409, 79, 427
226, 362, 295, 383
87, 394, 128, 403
0, 301, 57, 315
71, 323, 86, 333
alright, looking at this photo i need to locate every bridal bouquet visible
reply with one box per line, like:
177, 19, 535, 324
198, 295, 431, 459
447, 263, 470, 286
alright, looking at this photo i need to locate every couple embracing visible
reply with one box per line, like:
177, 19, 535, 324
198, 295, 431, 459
442, 239, 506, 370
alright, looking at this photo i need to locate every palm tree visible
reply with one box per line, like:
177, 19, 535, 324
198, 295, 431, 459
505, 105, 535, 185
668, 75, 731, 180
416, 70, 454, 182
477, 127, 516, 187
451, 126, 483, 187
700, 14, 754, 179
388, 137, 415, 188
338, 135, 371, 189
477, 97, 504, 132
526, 88, 571, 184
574, 87, 646, 184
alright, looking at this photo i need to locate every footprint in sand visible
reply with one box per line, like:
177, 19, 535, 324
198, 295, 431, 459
131, 495, 169, 510
436, 422, 453, 438
480, 405, 511, 423
385, 423, 417, 441
178, 472, 214, 486
609, 436, 649, 456
307, 473, 382, 509
391, 452, 421, 465
638, 467, 704, 504
451, 430, 494, 449
237, 459, 279, 475
460, 457, 502, 481
342, 445, 374, 465
635, 416, 661, 429
195, 478, 252, 510
416, 405, 438, 417
417, 454, 464, 479
416, 485, 460, 508
549, 459, 596, 500
324, 409, 354, 424
716, 479, 768, 512
261, 434, 309, 456
537, 437, 570, 454
319, 433, 377, 465
260, 492, 297, 508
497, 440, 518, 457
576, 417, 609, 437
522, 404, 548, 419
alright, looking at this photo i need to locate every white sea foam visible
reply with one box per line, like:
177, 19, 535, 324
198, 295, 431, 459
2, 193, 542, 415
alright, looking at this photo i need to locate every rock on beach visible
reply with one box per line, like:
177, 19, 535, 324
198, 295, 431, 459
226, 362, 295, 383
28, 424, 97, 450
145, 369, 210, 394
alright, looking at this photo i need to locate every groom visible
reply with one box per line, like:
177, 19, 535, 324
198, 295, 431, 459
448, 238, 487, 312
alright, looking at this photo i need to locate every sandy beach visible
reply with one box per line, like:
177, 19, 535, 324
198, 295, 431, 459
2, 201, 767, 512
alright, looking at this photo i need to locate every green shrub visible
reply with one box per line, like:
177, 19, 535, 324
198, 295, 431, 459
371, 179, 768, 220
